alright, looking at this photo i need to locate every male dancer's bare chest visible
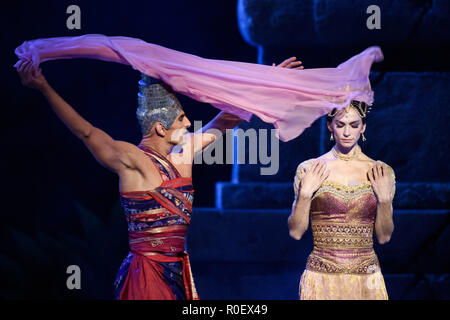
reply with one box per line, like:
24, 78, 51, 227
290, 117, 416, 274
132, 153, 192, 185
166, 155, 193, 178
118, 148, 192, 193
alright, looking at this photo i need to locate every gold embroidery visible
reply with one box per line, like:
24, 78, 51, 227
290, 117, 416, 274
293, 160, 396, 200
312, 223, 373, 249
306, 252, 380, 274
307, 218, 379, 274
312, 180, 374, 200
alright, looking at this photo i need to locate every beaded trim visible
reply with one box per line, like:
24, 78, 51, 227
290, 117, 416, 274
312, 223, 374, 249
293, 159, 395, 199
306, 253, 380, 274
312, 180, 374, 200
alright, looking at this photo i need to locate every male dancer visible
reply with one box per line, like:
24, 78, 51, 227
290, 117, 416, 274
16, 57, 302, 299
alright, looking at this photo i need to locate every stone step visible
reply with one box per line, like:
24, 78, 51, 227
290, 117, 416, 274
215, 182, 450, 210
189, 260, 450, 299
187, 208, 450, 274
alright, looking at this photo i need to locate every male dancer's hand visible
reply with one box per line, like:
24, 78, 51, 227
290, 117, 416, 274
272, 57, 304, 70
16, 60, 49, 91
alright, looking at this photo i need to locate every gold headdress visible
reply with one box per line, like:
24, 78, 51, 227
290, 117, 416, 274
327, 100, 371, 118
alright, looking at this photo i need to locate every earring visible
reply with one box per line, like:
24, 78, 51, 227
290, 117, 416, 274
330, 133, 334, 141
362, 133, 366, 141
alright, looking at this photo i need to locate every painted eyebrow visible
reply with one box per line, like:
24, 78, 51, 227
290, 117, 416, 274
336, 120, 360, 125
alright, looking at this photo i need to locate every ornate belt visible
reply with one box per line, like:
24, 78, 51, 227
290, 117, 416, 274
307, 222, 379, 274
312, 222, 374, 249
306, 251, 380, 274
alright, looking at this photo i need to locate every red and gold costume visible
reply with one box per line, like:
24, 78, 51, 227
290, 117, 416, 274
114, 145, 199, 300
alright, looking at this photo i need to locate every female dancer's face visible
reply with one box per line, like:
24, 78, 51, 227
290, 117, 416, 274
328, 107, 366, 149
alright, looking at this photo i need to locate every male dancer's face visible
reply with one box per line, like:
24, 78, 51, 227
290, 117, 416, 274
165, 111, 191, 145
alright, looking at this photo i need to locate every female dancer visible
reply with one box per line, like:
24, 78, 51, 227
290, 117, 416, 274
288, 100, 396, 300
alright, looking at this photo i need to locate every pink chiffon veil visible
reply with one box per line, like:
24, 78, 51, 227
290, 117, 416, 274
14, 34, 383, 142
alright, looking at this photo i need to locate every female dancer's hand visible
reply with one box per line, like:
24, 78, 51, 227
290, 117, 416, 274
272, 57, 304, 70
368, 161, 395, 203
16, 60, 48, 91
299, 161, 330, 198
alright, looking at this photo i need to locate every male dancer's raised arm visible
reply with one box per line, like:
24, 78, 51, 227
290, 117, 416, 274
17, 55, 303, 170
16, 60, 138, 175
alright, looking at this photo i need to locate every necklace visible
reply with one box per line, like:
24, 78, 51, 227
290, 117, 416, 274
332, 144, 361, 161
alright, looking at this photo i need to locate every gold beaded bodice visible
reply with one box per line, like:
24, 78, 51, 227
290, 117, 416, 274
293, 159, 395, 275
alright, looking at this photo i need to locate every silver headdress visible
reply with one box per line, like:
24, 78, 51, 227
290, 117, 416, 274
136, 73, 183, 135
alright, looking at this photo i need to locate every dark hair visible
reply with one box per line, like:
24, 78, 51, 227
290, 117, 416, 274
326, 100, 368, 124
